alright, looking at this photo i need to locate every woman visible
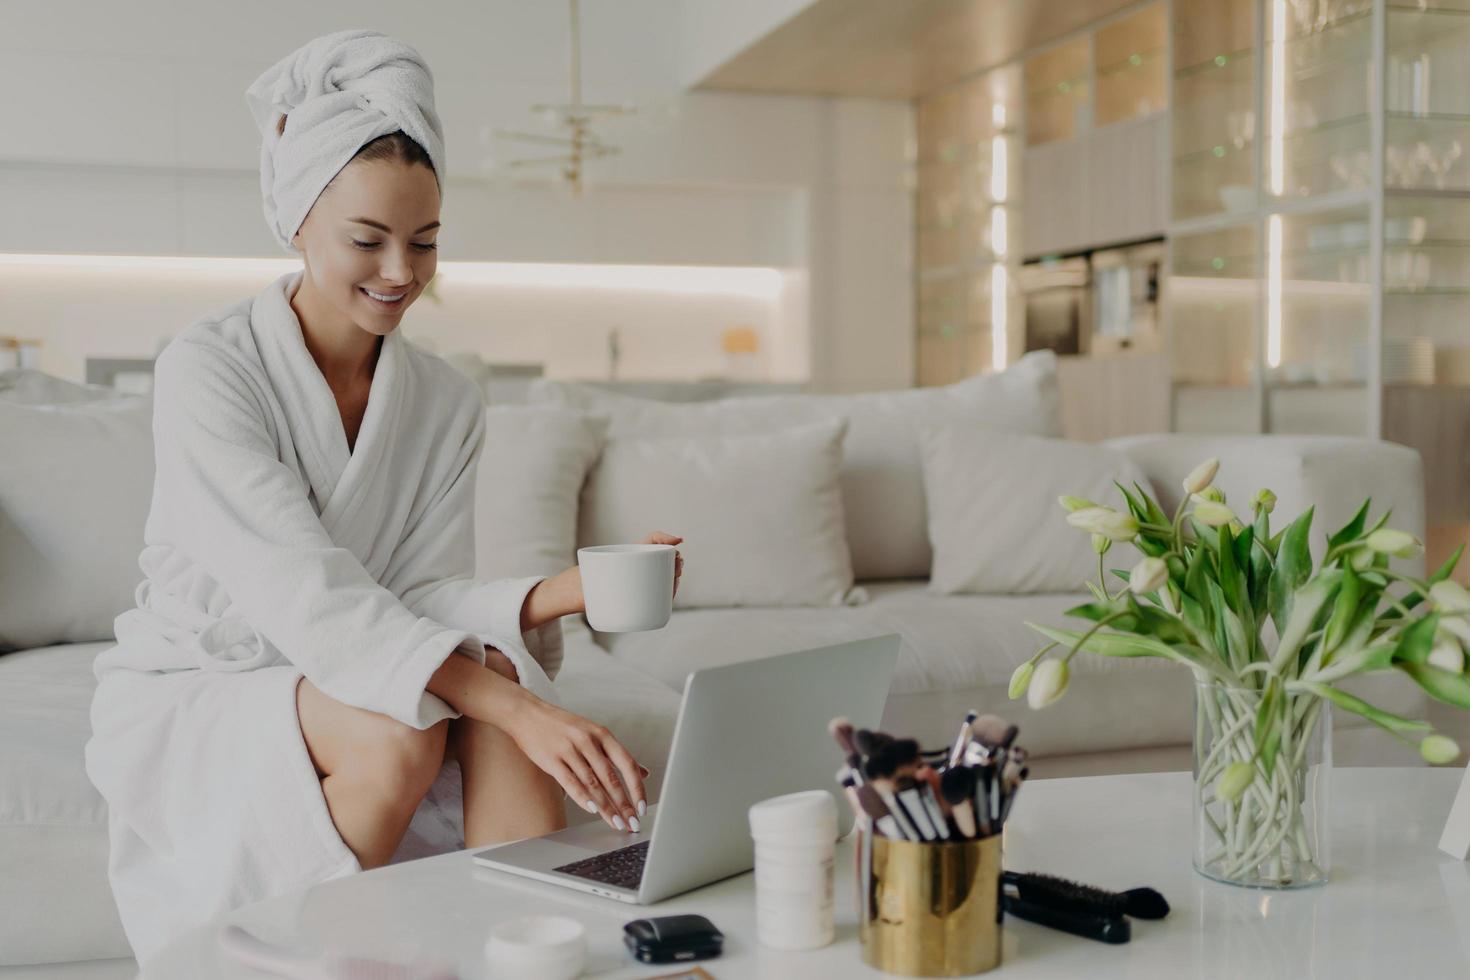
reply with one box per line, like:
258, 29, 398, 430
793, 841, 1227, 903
82, 29, 680, 965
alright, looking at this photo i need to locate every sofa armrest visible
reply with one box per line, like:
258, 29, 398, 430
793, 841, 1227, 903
1105, 434, 1427, 575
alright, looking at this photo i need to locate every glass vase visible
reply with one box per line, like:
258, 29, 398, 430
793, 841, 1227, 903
1192, 679, 1331, 888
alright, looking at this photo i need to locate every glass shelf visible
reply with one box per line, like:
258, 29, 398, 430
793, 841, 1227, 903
1096, 4, 1168, 125
1170, 224, 1259, 391
1174, 0, 1255, 79
1025, 37, 1091, 146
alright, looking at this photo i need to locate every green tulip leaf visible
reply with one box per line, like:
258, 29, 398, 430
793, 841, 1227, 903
1327, 499, 1372, 551
1269, 569, 1342, 675
1026, 623, 1231, 681
1433, 543, 1466, 584
1114, 481, 1146, 522
1365, 506, 1393, 539
1135, 482, 1170, 528
1393, 613, 1441, 666
1254, 675, 1280, 749
1291, 679, 1432, 737
1064, 601, 1120, 623
1269, 506, 1316, 634
1217, 524, 1249, 618
1323, 563, 1361, 655
1401, 661, 1470, 712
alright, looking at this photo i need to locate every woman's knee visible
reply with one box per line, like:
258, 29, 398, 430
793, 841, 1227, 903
367, 718, 450, 803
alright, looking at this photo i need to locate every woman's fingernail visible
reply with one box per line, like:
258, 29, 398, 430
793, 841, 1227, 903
584, 800, 599, 814
613, 815, 627, 831
637, 799, 647, 817
629, 816, 641, 833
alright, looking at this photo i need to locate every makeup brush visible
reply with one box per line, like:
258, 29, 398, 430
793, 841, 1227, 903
894, 775, 939, 840
863, 738, 922, 780
853, 782, 903, 840
854, 728, 894, 757
871, 782, 920, 840
828, 716, 858, 756
974, 765, 994, 837
948, 709, 978, 768
972, 714, 1018, 749
1002, 871, 1170, 921
938, 766, 977, 838
837, 768, 867, 828
913, 764, 950, 840
994, 752, 1022, 824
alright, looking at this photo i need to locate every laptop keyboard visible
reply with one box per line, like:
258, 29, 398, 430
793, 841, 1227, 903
553, 839, 650, 890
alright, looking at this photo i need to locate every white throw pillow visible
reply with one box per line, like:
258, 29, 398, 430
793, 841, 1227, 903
0, 397, 155, 651
579, 419, 861, 609
475, 406, 609, 580
533, 350, 1060, 581
917, 425, 1153, 595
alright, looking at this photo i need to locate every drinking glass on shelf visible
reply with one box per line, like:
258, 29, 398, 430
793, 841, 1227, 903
1388, 145, 1426, 187
1227, 110, 1254, 150
1422, 139, 1463, 190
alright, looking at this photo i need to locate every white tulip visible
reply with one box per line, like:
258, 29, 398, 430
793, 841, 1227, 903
1365, 528, 1423, 559
1066, 507, 1139, 542
1431, 580, 1470, 613
1058, 495, 1098, 513
1190, 494, 1236, 528
1129, 557, 1168, 595
1183, 458, 1220, 496
1429, 633, 1465, 673
1421, 734, 1461, 765
1027, 658, 1070, 709
1008, 661, 1034, 700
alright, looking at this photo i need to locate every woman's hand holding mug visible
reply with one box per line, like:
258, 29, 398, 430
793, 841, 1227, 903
504, 531, 682, 832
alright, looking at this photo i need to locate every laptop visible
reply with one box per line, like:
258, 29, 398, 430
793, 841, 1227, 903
471, 634, 900, 904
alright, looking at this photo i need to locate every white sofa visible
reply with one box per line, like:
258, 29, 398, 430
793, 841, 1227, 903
0, 360, 1429, 971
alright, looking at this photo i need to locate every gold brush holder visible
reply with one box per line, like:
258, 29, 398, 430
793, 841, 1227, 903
857, 829, 1003, 977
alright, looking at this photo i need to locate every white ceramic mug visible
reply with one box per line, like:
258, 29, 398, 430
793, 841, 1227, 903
577, 544, 675, 633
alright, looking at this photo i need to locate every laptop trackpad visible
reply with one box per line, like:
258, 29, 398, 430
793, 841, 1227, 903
479, 837, 598, 869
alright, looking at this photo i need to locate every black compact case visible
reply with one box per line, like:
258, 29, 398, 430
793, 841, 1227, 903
622, 914, 724, 964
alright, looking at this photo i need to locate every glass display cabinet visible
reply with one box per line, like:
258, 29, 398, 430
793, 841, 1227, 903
916, 66, 1021, 386
1168, 0, 1469, 570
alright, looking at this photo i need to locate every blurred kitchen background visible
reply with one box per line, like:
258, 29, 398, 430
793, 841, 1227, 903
2, 0, 1465, 575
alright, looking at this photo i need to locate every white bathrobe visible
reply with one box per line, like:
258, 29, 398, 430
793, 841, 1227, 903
83, 269, 563, 965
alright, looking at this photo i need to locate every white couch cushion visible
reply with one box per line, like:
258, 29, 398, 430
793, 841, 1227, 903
0, 398, 155, 651
0, 633, 679, 966
580, 419, 860, 608
918, 427, 1152, 594
533, 350, 1061, 581
475, 406, 608, 580
0, 368, 122, 405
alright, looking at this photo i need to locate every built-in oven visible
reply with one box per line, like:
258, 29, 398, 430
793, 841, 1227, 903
1020, 237, 1163, 357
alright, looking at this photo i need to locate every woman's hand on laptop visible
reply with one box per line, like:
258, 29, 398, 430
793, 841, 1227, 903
505, 696, 648, 832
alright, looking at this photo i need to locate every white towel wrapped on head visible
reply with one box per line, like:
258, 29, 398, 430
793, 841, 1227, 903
244, 28, 447, 254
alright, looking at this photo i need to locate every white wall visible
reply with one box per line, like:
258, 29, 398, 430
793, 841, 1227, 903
0, 0, 913, 392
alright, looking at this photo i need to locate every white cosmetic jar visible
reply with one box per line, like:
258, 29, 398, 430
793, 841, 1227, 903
484, 915, 587, 979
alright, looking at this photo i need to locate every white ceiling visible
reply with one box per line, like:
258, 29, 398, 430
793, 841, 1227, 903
6, 0, 687, 96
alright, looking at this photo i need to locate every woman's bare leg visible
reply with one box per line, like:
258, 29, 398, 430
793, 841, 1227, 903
451, 714, 568, 848
296, 676, 447, 869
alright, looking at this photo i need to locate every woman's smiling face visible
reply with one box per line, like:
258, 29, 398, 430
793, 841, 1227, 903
290, 157, 440, 337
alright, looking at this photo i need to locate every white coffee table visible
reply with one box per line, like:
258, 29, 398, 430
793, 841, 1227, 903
143, 768, 1470, 978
